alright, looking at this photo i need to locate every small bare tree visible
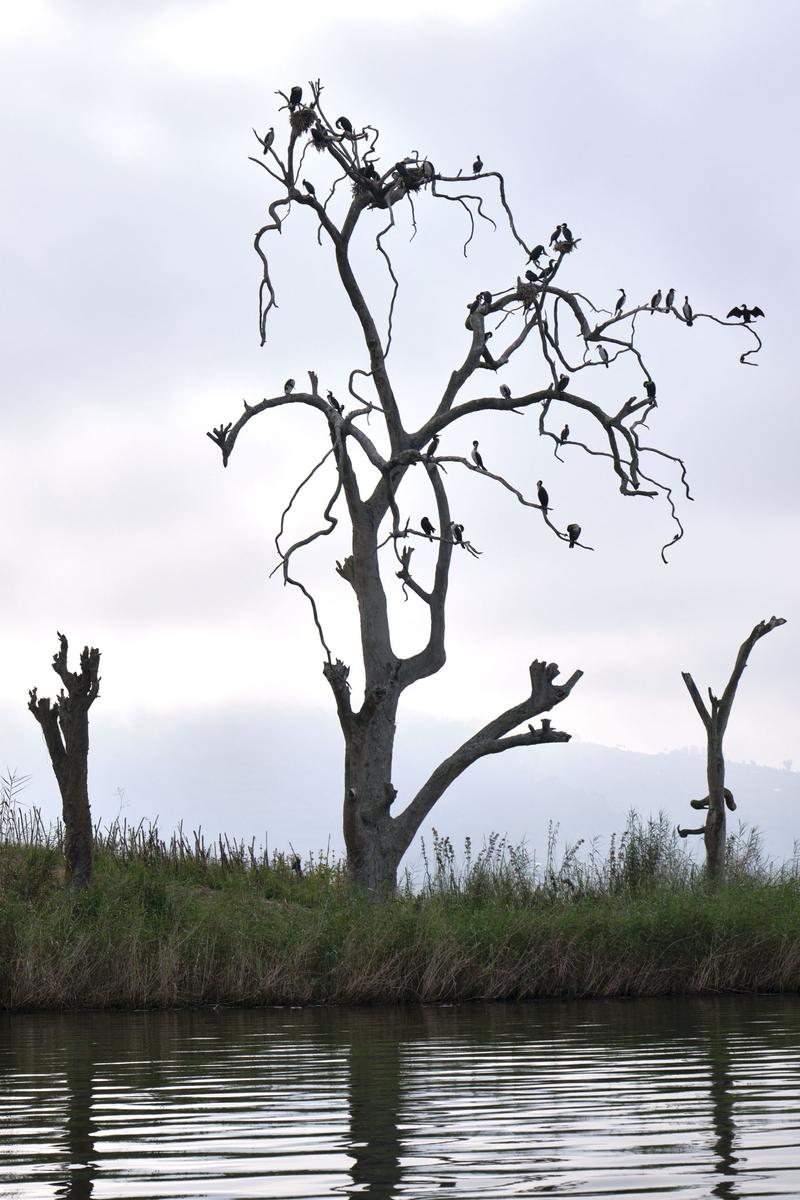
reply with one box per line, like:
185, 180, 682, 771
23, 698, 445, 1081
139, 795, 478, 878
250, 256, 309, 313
207, 81, 760, 891
28, 633, 101, 890
679, 616, 786, 883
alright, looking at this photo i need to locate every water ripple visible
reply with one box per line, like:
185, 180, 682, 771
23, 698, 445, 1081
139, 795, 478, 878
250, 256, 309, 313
2, 998, 800, 1197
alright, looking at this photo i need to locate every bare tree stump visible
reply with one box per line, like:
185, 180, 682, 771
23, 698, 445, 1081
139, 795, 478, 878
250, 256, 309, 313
682, 616, 785, 884
28, 633, 101, 890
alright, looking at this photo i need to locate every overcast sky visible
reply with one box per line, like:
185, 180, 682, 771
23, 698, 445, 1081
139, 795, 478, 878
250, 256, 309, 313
1, 0, 798, 863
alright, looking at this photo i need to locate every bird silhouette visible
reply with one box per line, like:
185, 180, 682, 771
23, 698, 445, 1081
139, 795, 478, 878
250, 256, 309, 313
665, 287, 675, 309
528, 244, 546, 263
336, 116, 354, 134
425, 435, 440, 459
682, 296, 694, 326
566, 522, 581, 548
727, 304, 765, 323
284, 378, 295, 395
556, 374, 570, 392
644, 379, 656, 401
302, 179, 316, 195
289, 85, 303, 109
500, 384, 512, 401
537, 480, 549, 511
473, 154, 483, 173
560, 424, 570, 443
614, 288, 626, 316
598, 345, 609, 367
650, 289, 662, 312
327, 390, 343, 413
471, 440, 486, 470
420, 516, 435, 541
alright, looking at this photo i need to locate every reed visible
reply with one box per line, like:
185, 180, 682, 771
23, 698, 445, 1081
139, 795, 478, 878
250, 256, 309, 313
2, 780, 799, 1011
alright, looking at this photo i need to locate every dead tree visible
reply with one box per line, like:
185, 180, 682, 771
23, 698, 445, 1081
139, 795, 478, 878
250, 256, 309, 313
680, 617, 786, 883
28, 633, 101, 890
208, 80, 760, 891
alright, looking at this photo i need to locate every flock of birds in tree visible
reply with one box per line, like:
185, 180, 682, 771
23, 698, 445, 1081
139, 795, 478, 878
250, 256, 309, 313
260, 97, 765, 563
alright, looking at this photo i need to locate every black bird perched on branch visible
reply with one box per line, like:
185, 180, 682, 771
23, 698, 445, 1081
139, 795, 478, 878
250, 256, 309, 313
289, 85, 303, 109
727, 303, 765, 323
473, 154, 483, 173
614, 288, 626, 316
336, 115, 354, 135
566, 522, 581, 548
556, 374, 570, 392
471, 440, 486, 470
257, 126, 274, 154
500, 384, 512, 401
549, 223, 563, 246
644, 379, 656, 401
598, 345, 609, 367
682, 296, 694, 326
665, 287, 675, 309
528, 244, 546, 263
561, 223, 573, 243
284, 378, 295, 395
327, 390, 343, 413
537, 480, 549, 511
524, 269, 538, 283
451, 522, 464, 544
560, 424, 570, 443
302, 179, 316, 196
650, 289, 662, 312
425, 435, 440, 459
420, 516, 435, 541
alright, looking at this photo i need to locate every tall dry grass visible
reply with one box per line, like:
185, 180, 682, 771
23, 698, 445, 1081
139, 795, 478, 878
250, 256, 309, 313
2, 778, 800, 1010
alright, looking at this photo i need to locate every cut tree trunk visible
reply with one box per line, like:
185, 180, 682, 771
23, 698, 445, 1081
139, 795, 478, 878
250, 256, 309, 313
682, 615, 785, 886
28, 634, 101, 891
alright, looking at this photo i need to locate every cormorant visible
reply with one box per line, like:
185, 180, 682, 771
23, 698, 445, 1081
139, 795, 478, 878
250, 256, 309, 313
614, 288, 626, 316
284, 378, 295, 394
336, 116, 354, 134
598, 345, 609, 367
420, 516, 435, 541
665, 287, 675, 309
327, 390, 343, 413
727, 304, 765, 323
556, 374, 570, 392
524, 269, 538, 283
471, 440, 486, 470
500, 384, 512, 400
310, 125, 328, 150
261, 127, 275, 154
479, 290, 493, 307
561, 223, 573, 243
650, 289, 662, 311
451, 522, 464, 544
425, 435, 440, 459
473, 155, 483, 173
560, 424, 570, 443
682, 296, 694, 326
566, 522, 581, 548
529, 244, 546, 263
302, 179, 316, 195
549, 223, 563, 245
644, 379, 656, 401
537, 480, 549, 511
289, 85, 303, 110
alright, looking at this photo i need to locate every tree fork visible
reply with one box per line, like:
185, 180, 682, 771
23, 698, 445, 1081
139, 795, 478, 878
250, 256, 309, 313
681, 616, 785, 884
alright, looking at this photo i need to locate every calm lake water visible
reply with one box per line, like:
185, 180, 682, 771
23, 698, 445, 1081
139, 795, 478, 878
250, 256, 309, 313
2, 997, 800, 1198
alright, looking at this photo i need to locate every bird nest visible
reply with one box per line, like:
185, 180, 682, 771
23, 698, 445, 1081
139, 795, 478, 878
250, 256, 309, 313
291, 108, 316, 135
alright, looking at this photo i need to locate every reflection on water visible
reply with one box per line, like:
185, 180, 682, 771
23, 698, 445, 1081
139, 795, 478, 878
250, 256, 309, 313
2, 997, 800, 1198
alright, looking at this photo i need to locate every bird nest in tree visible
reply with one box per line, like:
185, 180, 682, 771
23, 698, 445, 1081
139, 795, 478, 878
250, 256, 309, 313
553, 239, 577, 254
291, 107, 316, 134
516, 282, 538, 306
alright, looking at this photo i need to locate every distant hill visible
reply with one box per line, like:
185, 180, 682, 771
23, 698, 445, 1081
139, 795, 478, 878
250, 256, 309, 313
4, 704, 798, 868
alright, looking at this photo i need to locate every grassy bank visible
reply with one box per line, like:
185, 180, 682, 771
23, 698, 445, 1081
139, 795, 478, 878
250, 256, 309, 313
2, 796, 800, 1009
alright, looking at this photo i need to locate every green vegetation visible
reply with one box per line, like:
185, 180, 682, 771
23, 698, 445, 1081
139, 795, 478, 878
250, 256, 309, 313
2, 779, 800, 1011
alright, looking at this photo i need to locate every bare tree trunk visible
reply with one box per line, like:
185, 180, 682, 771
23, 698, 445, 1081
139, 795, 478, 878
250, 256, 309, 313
681, 616, 785, 885
28, 634, 101, 891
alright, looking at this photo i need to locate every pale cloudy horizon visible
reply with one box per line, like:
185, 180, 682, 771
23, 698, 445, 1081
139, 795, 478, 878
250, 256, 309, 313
1, 0, 798, 865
